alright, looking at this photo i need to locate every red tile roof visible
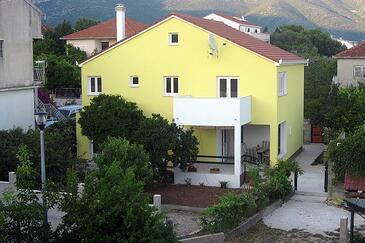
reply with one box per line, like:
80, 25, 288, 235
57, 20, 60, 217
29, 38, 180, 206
81, 13, 304, 65
62, 18, 146, 40
175, 13, 304, 62
335, 41, 365, 58
212, 12, 259, 27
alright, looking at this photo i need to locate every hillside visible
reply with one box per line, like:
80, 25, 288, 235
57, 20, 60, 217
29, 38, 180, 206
35, 0, 365, 40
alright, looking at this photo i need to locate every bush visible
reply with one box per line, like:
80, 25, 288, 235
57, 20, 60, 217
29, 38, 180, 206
56, 166, 176, 242
328, 127, 365, 180
200, 192, 256, 233
264, 172, 293, 200
95, 137, 153, 185
0, 118, 82, 186
0, 147, 53, 242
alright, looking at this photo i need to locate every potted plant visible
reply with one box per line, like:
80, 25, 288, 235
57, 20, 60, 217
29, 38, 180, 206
210, 168, 220, 174
187, 164, 197, 172
219, 181, 229, 189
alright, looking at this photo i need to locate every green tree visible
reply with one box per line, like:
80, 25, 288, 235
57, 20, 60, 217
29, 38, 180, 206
78, 95, 144, 149
0, 146, 51, 242
57, 165, 176, 242
95, 137, 153, 184
133, 114, 199, 183
74, 18, 99, 32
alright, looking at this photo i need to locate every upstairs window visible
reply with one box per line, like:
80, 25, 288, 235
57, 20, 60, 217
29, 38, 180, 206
278, 72, 288, 96
164, 76, 179, 96
0, 40, 3, 58
88, 76, 102, 95
354, 66, 365, 79
101, 41, 109, 50
130, 76, 139, 87
169, 33, 179, 45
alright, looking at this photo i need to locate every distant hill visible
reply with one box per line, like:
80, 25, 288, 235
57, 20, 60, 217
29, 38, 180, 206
35, 0, 365, 41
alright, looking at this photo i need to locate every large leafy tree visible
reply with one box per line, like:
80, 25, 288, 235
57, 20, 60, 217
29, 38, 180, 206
74, 18, 99, 32
133, 114, 199, 182
78, 95, 144, 149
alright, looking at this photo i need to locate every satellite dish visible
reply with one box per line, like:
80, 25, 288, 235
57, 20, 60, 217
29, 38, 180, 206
209, 34, 218, 56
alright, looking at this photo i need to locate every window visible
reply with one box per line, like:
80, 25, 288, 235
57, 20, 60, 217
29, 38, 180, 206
218, 77, 239, 98
0, 40, 3, 58
354, 66, 365, 79
169, 33, 179, 45
278, 72, 288, 96
164, 76, 179, 96
130, 76, 139, 87
88, 76, 102, 95
278, 121, 287, 157
101, 41, 109, 50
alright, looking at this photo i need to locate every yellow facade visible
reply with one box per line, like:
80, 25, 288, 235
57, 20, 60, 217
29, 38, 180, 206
77, 16, 304, 165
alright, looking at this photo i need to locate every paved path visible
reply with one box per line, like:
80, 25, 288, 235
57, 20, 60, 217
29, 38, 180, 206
264, 143, 365, 236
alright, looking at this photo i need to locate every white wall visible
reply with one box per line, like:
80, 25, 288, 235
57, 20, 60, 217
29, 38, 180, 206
67, 38, 117, 57
0, 0, 42, 90
173, 96, 251, 127
242, 124, 270, 148
337, 58, 365, 87
0, 88, 35, 130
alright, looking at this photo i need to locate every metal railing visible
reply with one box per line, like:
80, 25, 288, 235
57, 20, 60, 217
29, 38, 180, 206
34, 60, 47, 83
37, 98, 66, 121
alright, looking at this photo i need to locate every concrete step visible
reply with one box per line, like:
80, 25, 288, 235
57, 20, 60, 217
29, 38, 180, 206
296, 191, 328, 197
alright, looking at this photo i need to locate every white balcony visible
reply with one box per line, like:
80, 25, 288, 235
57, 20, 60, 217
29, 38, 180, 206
173, 96, 251, 127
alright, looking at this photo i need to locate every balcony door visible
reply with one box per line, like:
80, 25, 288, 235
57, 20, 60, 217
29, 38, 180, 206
217, 128, 234, 162
218, 77, 238, 98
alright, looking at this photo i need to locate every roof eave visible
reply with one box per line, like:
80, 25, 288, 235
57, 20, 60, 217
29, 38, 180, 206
335, 56, 365, 59
276, 59, 309, 66
61, 37, 116, 40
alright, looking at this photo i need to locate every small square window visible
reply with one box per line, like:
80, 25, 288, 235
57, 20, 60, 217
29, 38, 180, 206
169, 33, 179, 45
101, 41, 109, 50
0, 40, 3, 58
130, 76, 139, 87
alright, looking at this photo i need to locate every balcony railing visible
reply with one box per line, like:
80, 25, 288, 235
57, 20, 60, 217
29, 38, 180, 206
33, 60, 47, 83
173, 96, 251, 126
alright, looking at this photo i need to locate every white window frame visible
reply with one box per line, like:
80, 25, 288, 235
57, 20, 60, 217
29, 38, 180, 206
216, 77, 240, 98
130, 76, 139, 88
354, 65, 365, 79
169, 33, 179, 45
88, 76, 102, 96
0, 39, 3, 58
278, 72, 288, 96
164, 76, 179, 96
278, 121, 287, 158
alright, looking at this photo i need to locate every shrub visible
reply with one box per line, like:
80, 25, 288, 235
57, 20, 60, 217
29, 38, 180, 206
0, 118, 82, 186
275, 159, 303, 176
0, 148, 53, 242
95, 137, 153, 185
264, 172, 293, 200
200, 192, 256, 233
328, 127, 365, 180
56, 166, 176, 242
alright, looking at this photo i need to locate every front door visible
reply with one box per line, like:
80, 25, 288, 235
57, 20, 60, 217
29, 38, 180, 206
218, 77, 238, 98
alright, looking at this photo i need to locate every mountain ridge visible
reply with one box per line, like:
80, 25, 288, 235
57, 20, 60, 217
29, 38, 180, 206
35, 0, 365, 41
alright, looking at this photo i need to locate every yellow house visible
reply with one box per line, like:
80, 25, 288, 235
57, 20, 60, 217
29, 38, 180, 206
77, 13, 307, 188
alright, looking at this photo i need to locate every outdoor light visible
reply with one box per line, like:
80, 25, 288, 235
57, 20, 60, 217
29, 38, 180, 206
34, 111, 48, 238
34, 111, 47, 130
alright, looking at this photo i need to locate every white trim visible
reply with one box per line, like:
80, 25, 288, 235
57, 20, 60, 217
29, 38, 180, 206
87, 76, 102, 96
278, 121, 287, 158
276, 59, 309, 66
216, 76, 240, 98
278, 72, 287, 97
130, 76, 140, 88
169, 32, 179, 45
163, 76, 179, 96
80, 15, 286, 67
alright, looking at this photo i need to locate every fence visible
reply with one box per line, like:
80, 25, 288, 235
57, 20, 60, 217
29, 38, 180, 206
52, 88, 81, 99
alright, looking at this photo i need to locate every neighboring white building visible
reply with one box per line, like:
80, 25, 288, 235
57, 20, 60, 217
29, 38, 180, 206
0, 0, 43, 130
334, 41, 365, 87
204, 12, 270, 43
61, 5, 146, 57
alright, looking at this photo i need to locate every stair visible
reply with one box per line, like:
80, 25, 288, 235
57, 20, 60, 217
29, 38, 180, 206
36, 98, 66, 121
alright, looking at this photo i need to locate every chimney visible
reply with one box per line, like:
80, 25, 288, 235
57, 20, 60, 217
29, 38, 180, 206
115, 4, 126, 42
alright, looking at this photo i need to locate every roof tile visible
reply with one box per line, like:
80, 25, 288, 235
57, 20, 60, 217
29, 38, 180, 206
335, 41, 365, 58
62, 18, 146, 40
